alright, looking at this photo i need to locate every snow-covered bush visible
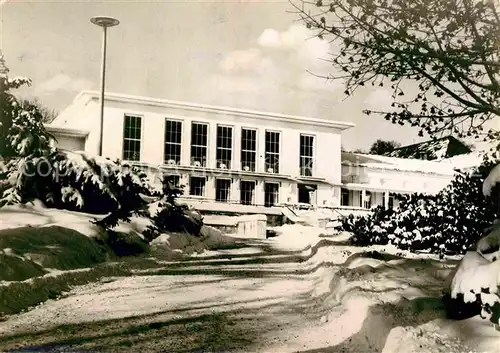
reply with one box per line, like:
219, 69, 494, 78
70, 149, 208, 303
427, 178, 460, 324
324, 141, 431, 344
1, 150, 159, 213
343, 161, 500, 256
1, 68, 54, 158
447, 164, 500, 325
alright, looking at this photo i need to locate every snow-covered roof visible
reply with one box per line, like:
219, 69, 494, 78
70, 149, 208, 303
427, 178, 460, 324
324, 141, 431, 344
341, 152, 458, 176
45, 125, 89, 137
386, 136, 471, 160
437, 151, 484, 171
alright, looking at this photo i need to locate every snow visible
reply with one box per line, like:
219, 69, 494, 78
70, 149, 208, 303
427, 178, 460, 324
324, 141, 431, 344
483, 163, 500, 197
438, 151, 484, 171
342, 152, 459, 176
0, 223, 498, 351
451, 251, 500, 301
0, 199, 150, 238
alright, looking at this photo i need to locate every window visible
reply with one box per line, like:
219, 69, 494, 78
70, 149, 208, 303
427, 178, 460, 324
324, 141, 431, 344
164, 119, 182, 165
341, 189, 350, 206
264, 182, 279, 207
240, 180, 256, 205
216, 125, 232, 169
241, 128, 257, 172
300, 134, 314, 176
388, 193, 395, 209
123, 115, 142, 161
216, 179, 231, 202
190, 122, 208, 167
265, 131, 280, 173
163, 175, 181, 188
189, 176, 206, 196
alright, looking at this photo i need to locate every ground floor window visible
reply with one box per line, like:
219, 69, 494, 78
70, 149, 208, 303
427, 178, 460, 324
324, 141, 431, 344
189, 176, 206, 196
298, 184, 317, 204
163, 174, 180, 189
341, 188, 350, 206
388, 194, 394, 209
216, 179, 231, 202
240, 180, 256, 205
264, 182, 279, 207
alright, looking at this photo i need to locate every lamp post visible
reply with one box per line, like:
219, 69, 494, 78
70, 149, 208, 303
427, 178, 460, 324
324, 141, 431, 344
90, 16, 119, 156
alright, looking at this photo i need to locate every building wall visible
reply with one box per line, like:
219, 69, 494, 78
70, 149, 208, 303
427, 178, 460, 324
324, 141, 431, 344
53, 135, 86, 151
53, 92, 351, 207
341, 164, 454, 195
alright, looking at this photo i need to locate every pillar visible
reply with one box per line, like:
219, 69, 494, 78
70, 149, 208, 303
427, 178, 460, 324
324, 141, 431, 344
361, 189, 367, 209
384, 191, 390, 209
181, 121, 191, 166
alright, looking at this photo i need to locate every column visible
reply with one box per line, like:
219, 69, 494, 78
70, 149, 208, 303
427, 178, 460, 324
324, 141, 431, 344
361, 189, 366, 209
230, 178, 240, 203
208, 123, 217, 169
384, 191, 390, 209
206, 176, 215, 200
257, 128, 266, 173
180, 174, 190, 196
181, 120, 191, 166
256, 180, 265, 206
233, 125, 241, 171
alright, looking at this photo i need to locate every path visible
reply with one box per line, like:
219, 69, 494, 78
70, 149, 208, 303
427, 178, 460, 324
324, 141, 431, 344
0, 233, 491, 353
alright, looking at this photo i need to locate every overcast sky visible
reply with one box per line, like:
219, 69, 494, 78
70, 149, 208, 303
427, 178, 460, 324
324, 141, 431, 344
1, 0, 443, 151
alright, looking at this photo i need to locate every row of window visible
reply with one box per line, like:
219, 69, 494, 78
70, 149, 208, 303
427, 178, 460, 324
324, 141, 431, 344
166, 175, 280, 207
123, 115, 315, 176
340, 189, 395, 209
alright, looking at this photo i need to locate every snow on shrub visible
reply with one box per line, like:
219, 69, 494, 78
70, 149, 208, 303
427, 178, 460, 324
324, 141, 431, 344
1, 150, 159, 214
342, 161, 500, 256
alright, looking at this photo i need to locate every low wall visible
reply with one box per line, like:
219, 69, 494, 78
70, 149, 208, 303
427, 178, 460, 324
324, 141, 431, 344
237, 214, 267, 239
202, 214, 267, 239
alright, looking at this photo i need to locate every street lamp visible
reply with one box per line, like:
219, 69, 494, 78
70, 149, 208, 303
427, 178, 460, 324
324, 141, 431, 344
90, 16, 120, 157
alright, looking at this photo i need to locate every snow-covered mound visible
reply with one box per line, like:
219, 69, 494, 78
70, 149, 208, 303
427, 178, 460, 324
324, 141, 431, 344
483, 163, 500, 197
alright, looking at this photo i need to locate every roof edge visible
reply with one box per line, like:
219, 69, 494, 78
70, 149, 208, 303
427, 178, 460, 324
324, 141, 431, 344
45, 125, 89, 137
76, 90, 356, 131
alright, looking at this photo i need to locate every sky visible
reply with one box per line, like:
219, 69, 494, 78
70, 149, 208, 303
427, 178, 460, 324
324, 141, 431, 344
0, 0, 450, 151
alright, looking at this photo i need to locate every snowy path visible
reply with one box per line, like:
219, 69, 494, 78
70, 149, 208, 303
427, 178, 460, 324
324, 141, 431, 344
0, 232, 498, 352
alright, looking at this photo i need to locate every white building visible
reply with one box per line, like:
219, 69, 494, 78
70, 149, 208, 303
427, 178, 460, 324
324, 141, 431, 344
340, 152, 463, 211
48, 91, 354, 212
48, 91, 477, 218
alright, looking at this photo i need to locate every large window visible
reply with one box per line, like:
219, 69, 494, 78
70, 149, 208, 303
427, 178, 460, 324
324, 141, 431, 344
164, 119, 182, 165
216, 125, 232, 169
264, 182, 279, 207
216, 179, 231, 202
241, 128, 257, 172
240, 180, 256, 205
190, 122, 208, 167
300, 134, 314, 176
123, 115, 142, 161
265, 131, 280, 173
189, 176, 206, 196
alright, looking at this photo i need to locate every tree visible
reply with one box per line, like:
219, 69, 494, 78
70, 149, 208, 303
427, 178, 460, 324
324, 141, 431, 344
19, 98, 58, 124
0, 53, 53, 158
290, 0, 500, 146
368, 139, 401, 155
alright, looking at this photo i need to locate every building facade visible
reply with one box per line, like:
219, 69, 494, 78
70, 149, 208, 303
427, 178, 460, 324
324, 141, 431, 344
339, 151, 464, 212
49, 91, 355, 210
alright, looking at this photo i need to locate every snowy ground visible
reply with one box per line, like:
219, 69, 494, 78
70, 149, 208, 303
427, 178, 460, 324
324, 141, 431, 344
0, 224, 498, 352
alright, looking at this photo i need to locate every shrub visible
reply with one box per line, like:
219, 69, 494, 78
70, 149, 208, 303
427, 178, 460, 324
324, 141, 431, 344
143, 180, 204, 241
343, 161, 500, 256
1, 150, 159, 215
